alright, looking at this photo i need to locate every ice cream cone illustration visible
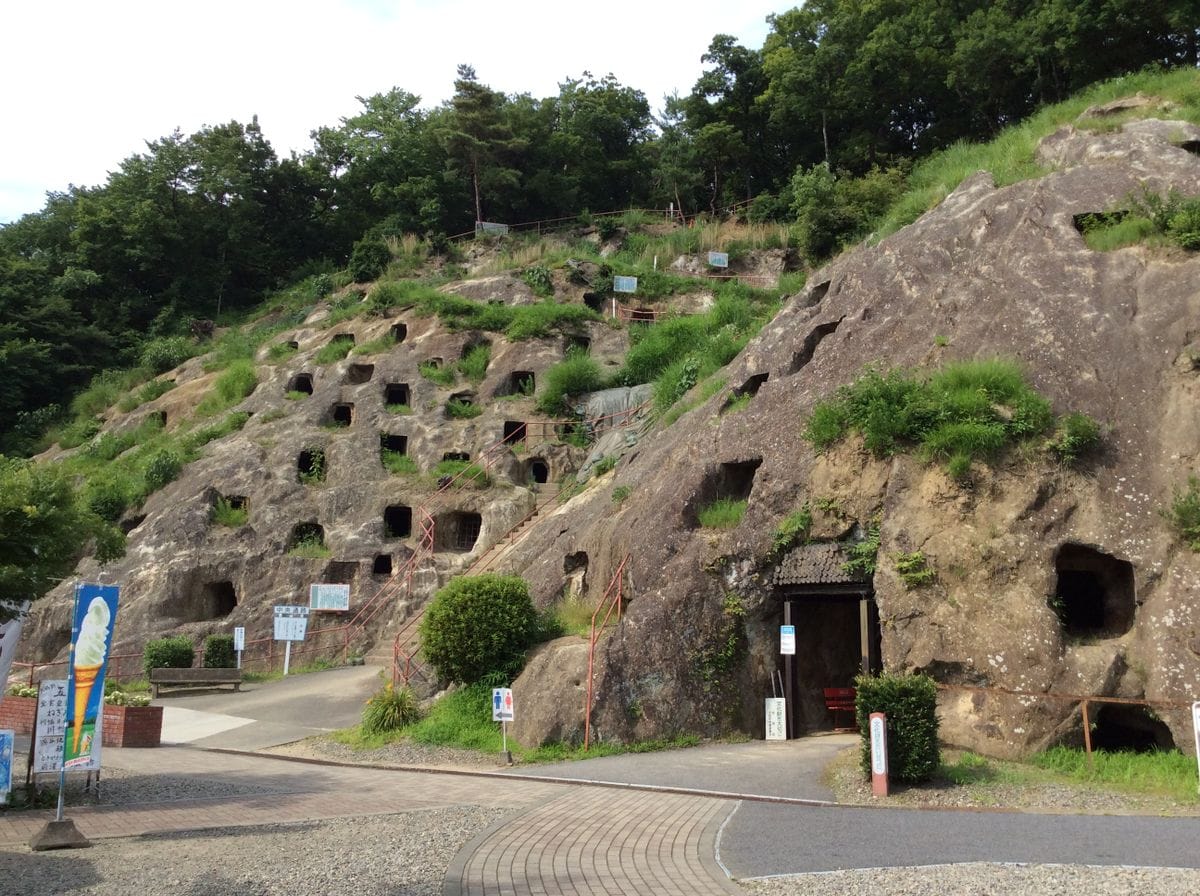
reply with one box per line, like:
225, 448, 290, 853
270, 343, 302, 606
71, 663, 101, 753
70, 596, 112, 755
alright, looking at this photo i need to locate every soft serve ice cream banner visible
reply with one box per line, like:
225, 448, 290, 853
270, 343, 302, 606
63, 583, 120, 769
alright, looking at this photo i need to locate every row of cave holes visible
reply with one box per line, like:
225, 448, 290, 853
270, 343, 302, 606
289, 514, 482, 554
298, 442, 550, 485
288, 372, 539, 405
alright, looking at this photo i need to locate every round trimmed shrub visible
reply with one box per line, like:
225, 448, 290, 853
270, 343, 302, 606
202, 634, 236, 668
143, 635, 195, 675
419, 574, 539, 684
348, 236, 391, 282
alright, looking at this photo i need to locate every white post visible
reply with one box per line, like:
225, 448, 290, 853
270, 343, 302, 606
502, 720, 507, 755
1192, 702, 1200, 794
283, 641, 291, 677
236, 650, 242, 670
611, 297, 616, 319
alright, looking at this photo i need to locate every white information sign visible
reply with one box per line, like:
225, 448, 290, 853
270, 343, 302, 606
765, 698, 787, 741
309, 583, 351, 612
33, 679, 99, 773
273, 606, 310, 642
492, 688, 514, 722
870, 714, 888, 775
707, 251, 729, 268
476, 221, 509, 236
233, 626, 245, 652
780, 625, 796, 655
613, 275, 638, 294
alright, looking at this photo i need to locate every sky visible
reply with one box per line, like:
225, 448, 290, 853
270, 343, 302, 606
1, 0, 785, 224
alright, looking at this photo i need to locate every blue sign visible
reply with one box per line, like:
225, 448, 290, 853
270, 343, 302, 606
0, 730, 13, 802
780, 624, 796, 655
707, 251, 729, 268
613, 276, 638, 294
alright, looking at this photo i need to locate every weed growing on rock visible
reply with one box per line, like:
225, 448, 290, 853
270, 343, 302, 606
894, 551, 936, 588
1164, 475, 1200, 551
697, 497, 747, 529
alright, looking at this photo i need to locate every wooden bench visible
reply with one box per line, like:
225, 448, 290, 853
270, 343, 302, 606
823, 687, 857, 732
149, 667, 242, 698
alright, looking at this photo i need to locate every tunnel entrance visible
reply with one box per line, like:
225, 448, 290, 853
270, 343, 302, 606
1053, 544, 1135, 639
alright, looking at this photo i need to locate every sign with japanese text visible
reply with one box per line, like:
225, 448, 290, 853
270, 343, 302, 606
309, 583, 350, 612
765, 698, 787, 741
64, 583, 119, 769
273, 606, 310, 641
35, 679, 98, 773
707, 251, 729, 268
233, 627, 245, 652
613, 275, 638, 293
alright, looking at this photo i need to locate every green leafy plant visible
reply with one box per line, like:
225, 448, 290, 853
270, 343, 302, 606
203, 634, 236, 668
457, 344, 491, 382
770, 506, 813, 559
854, 672, 940, 784
288, 533, 331, 558
612, 485, 632, 504
385, 403, 412, 415
267, 341, 299, 361
592, 456, 617, 477
1164, 475, 1200, 550
419, 360, 456, 387
419, 574, 540, 684
431, 459, 489, 488
212, 497, 248, 527
1047, 412, 1102, 465
197, 360, 258, 416
536, 349, 605, 415
522, 264, 554, 297
445, 397, 482, 419
361, 682, 421, 734
104, 690, 151, 707
348, 236, 392, 282
894, 551, 936, 588
297, 448, 326, 485
285, 390, 309, 401
314, 339, 354, 365
842, 517, 881, 577
697, 497, 748, 529
352, 334, 398, 356
381, 449, 418, 475
140, 336, 195, 374
143, 635, 195, 675
142, 448, 183, 492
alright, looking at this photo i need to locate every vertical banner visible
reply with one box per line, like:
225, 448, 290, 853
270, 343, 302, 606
0, 603, 30, 688
63, 583, 120, 769
0, 730, 13, 804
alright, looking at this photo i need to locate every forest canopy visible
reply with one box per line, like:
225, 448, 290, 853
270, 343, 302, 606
1, 1, 1196, 454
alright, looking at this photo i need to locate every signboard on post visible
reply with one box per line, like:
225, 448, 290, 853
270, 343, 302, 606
869, 712, 889, 797
707, 251, 729, 268
613, 275, 638, 294
273, 606, 310, 642
274, 606, 310, 677
309, 583, 350, 612
492, 688, 514, 722
36, 679, 99, 773
765, 698, 787, 741
780, 625, 796, 655
476, 221, 509, 236
233, 626, 245, 670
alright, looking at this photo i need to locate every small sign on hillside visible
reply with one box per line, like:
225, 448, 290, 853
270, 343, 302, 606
707, 251, 729, 268
476, 221, 509, 236
309, 583, 350, 612
613, 275, 638, 293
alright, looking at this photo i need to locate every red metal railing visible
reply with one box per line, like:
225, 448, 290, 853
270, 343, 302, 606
583, 554, 631, 750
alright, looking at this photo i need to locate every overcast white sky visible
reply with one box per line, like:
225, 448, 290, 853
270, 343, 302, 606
1, 0, 785, 224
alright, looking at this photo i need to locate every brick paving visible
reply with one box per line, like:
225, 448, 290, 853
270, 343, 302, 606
0, 746, 745, 895
445, 788, 742, 896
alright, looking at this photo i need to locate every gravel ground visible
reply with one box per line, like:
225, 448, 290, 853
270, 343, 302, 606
1, 807, 509, 896
263, 735, 499, 771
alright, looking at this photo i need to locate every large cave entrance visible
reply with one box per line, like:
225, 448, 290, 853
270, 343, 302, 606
1087, 703, 1176, 753
773, 542, 879, 739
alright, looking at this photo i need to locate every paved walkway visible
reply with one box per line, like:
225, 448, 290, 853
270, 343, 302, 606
6, 669, 1200, 894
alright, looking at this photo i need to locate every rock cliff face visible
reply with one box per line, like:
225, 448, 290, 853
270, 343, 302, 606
507, 117, 1200, 758
20, 114, 1200, 759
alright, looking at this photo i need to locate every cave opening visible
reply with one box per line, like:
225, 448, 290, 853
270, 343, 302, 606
384, 505, 412, 539
1053, 544, 1135, 638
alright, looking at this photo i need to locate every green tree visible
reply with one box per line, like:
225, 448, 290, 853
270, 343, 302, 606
419, 574, 539, 684
0, 457, 124, 622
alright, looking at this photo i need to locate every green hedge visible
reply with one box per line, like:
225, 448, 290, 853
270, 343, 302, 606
855, 672, 940, 784
203, 634, 236, 669
143, 635, 195, 675
419, 574, 539, 684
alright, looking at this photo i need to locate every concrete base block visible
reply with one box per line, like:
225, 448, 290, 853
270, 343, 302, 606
30, 819, 92, 851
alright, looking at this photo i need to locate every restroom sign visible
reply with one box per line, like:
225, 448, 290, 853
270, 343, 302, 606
492, 688, 514, 722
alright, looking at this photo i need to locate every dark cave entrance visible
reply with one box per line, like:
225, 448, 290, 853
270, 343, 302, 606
198, 581, 238, 620
384, 505, 413, 539
528, 458, 550, 485
385, 383, 411, 407
1088, 703, 1176, 753
436, 511, 482, 552
373, 554, 393, 575
1053, 544, 1135, 639
287, 373, 314, 395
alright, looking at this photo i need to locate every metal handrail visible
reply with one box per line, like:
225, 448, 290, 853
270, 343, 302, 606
583, 554, 630, 750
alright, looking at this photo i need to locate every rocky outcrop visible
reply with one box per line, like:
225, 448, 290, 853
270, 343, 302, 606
507, 118, 1200, 757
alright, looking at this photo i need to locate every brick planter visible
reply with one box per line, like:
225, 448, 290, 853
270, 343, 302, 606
0, 695, 37, 735
102, 704, 163, 748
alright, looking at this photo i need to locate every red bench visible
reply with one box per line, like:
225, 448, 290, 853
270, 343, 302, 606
823, 687, 857, 731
